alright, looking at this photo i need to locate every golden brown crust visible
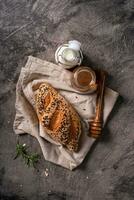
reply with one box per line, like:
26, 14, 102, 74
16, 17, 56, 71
35, 82, 81, 152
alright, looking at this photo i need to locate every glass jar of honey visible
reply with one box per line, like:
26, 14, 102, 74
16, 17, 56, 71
71, 66, 97, 93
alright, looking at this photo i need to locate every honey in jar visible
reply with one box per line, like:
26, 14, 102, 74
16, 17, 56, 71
71, 66, 97, 93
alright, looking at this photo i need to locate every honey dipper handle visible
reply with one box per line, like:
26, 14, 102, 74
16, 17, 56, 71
89, 71, 106, 138
95, 71, 106, 122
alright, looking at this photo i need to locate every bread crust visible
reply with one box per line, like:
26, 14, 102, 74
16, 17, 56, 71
35, 82, 81, 152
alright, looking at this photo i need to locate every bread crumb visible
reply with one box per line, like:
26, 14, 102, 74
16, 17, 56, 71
45, 171, 49, 177
86, 176, 89, 179
44, 168, 49, 177
41, 168, 49, 177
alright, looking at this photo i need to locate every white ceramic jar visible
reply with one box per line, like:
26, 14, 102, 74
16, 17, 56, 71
55, 40, 83, 69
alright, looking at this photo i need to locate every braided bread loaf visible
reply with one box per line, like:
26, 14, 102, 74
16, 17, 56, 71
35, 83, 81, 152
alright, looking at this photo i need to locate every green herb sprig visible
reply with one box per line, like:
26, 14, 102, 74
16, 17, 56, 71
14, 143, 40, 167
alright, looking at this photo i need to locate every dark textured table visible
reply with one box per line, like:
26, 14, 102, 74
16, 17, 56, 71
0, 1, 134, 200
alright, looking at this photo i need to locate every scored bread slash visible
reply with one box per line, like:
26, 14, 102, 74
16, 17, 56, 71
35, 82, 81, 152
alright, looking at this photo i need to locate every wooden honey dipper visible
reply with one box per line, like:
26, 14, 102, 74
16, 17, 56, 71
89, 70, 106, 138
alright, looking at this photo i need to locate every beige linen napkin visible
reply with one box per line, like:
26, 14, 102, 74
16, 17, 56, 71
13, 56, 118, 170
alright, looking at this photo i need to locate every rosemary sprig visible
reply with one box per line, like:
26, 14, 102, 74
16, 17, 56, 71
14, 143, 40, 167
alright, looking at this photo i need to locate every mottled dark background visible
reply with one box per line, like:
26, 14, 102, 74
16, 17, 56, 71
0, 0, 134, 200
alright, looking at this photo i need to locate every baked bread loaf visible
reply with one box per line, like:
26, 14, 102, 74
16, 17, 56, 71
35, 82, 81, 152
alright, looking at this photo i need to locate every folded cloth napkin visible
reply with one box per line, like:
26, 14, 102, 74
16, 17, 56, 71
13, 56, 118, 170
